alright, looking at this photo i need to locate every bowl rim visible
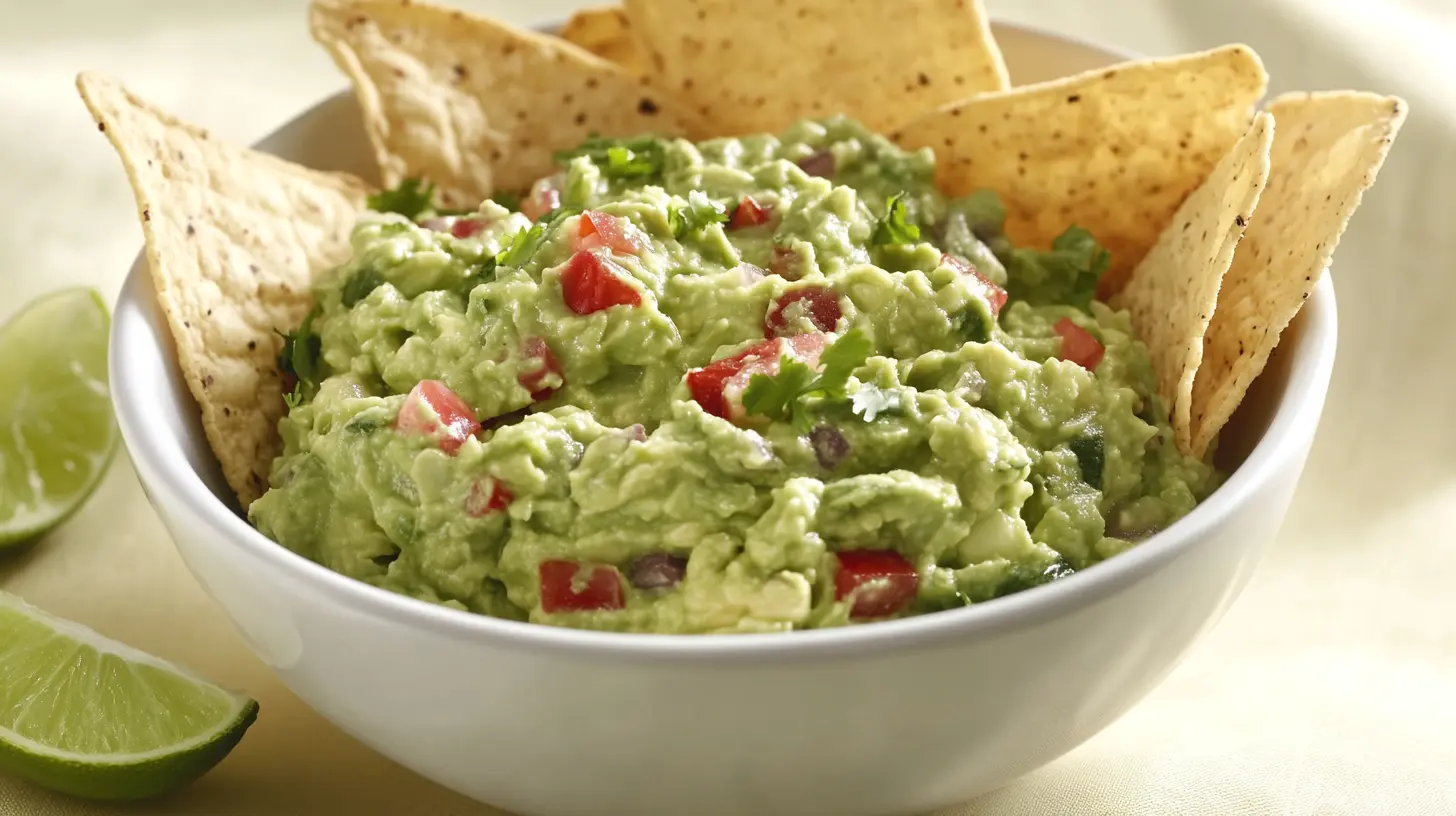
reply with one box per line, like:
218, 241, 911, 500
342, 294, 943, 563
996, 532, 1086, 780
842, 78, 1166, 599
109, 19, 1339, 664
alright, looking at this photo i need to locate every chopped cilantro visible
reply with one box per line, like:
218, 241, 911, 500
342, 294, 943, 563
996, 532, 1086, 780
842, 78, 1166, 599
454, 256, 497, 300
961, 306, 995, 343
942, 189, 1108, 308
278, 305, 323, 407
367, 177, 475, 219
741, 330, 873, 431
344, 416, 386, 435
871, 193, 921, 246
815, 329, 872, 395
995, 557, 1075, 598
741, 357, 816, 427
668, 191, 728, 238
555, 135, 665, 182
367, 178, 437, 220
496, 207, 578, 268
340, 268, 385, 308
1070, 431, 1105, 490
1002, 226, 1111, 311
490, 191, 521, 212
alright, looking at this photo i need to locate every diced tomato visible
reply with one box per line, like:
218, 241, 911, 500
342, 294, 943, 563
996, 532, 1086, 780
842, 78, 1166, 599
685, 333, 828, 421
395, 380, 480, 455
539, 560, 625, 613
465, 478, 514, 517
573, 210, 645, 255
561, 250, 642, 314
729, 196, 773, 229
686, 339, 781, 420
1054, 317, 1105, 371
941, 253, 1007, 316
451, 218, 488, 239
769, 246, 800, 279
783, 331, 829, 366
521, 175, 563, 222
834, 550, 919, 618
764, 286, 843, 338
517, 336, 564, 401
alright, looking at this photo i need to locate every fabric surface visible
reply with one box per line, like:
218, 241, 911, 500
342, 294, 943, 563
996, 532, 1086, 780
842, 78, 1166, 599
2, 0, 1452, 813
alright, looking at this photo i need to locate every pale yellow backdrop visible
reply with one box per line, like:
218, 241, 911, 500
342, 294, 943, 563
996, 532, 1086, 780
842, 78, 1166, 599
2, 0, 1453, 814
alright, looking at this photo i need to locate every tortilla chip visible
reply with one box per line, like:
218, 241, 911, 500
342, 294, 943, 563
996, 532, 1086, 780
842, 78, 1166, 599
1115, 113, 1273, 455
623, 0, 1008, 136
309, 0, 691, 209
1189, 92, 1407, 457
893, 45, 1268, 296
76, 73, 369, 508
559, 4, 648, 76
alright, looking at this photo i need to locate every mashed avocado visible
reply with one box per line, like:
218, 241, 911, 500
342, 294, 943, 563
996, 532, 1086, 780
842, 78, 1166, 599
249, 117, 1219, 633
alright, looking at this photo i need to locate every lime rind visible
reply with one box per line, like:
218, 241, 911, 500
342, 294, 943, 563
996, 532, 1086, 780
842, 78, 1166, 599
0, 592, 258, 800
0, 702, 258, 801
0, 288, 119, 548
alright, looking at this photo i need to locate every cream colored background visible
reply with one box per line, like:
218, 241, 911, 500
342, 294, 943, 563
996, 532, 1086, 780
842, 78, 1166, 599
2, 0, 1454, 813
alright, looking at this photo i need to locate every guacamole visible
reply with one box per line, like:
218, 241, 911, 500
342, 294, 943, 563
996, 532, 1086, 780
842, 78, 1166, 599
248, 117, 1218, 633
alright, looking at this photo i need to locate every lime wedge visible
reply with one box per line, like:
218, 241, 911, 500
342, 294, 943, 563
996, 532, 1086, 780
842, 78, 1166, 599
0, 591, 258, 800
0, 288, 118, 548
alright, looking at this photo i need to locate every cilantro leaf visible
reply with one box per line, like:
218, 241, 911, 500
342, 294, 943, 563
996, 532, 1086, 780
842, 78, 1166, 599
278, 305, 323, 407
555, 135, 666, 182
344, 415, 386, 435
1070, 431, 1105, 490
871, 193, 921, 246
454, 256, 497, 301
340, 268, 385, 308
850, 386, 901, 422
953, 189, 1111, 311
1002, 226, 1111, 311
668, 191, 728, 239
496, 207, 579, 268
742, 358, 815, 426
367, 178, 439, 220
741, 329, 874, 430
814, 329, 872, 398
489, 191, 521, 212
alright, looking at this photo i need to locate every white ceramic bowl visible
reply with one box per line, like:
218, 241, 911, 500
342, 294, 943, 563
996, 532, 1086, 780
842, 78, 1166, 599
110, 23, 1336, 816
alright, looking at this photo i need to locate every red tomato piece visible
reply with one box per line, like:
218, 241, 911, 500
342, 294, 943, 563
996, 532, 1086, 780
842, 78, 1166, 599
1054, 317, 1105, 370
521, 175, 562, 222
517, 337, 564, 401
395, 380, 480, 456
685, 339, 782, 419
539, 560, 625, 613
685, 333, 830, 421
561, 250, 642, 315
784, 332, 829, 367
465, 478, 514, 517
450, 218, 488, 239
729, 196, 773, 229
764, 287, 843, 338
941, 253, 1007, 316
574, 210, 645, 255
834, 550, 919, 618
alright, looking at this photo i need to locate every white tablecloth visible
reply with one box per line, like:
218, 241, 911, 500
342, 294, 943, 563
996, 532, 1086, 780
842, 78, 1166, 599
3, 1, 1453, 813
